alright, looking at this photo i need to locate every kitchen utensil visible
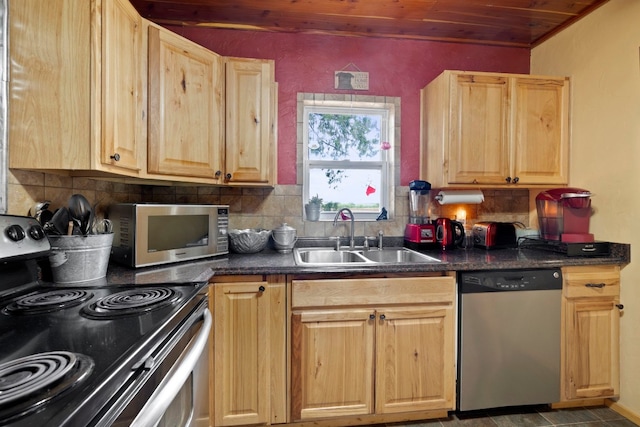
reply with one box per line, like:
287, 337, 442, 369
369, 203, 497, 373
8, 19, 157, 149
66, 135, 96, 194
45, 207, 71, 235
272, 223, 297, 253
435, 218, 465, 250
68, 194, 93, 235
29, 200, 51, 224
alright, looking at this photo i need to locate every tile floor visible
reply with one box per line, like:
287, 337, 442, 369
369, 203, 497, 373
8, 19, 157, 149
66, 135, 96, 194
382, 406, 639, 427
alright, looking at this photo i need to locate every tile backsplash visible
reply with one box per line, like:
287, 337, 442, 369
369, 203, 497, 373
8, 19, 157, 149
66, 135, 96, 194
8, 169, 532, 237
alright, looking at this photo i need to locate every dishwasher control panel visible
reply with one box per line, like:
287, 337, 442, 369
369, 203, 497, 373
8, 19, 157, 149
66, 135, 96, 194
459, 268, 562, 293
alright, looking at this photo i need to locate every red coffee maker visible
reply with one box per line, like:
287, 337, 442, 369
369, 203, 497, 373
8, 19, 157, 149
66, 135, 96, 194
404, 180, 437, 249
536, 188, 593, 243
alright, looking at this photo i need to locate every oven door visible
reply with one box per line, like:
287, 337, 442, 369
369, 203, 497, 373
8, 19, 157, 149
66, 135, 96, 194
110, 299, 211, 427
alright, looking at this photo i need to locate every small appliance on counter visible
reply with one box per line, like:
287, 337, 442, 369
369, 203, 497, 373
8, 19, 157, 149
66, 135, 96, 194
472, 222, 517, 249
520, 188, 610, 256
404, 180, 437, 249
536, 188, 593, 242
435, 217, 465, 250
108, 203, 229, 267
404, 180, 466, 250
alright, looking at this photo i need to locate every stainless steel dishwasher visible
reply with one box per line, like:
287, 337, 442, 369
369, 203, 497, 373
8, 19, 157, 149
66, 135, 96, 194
457, 268, 562, 411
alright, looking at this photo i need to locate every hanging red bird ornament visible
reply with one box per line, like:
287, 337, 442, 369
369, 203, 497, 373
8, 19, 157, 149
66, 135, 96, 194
365, 184, 376, 196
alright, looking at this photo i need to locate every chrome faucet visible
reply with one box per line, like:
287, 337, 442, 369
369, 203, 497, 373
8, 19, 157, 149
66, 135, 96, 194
333, 208, 355, 249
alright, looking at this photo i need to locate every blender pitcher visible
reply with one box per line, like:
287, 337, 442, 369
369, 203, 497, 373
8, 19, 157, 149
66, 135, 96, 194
408, 180, 432, 224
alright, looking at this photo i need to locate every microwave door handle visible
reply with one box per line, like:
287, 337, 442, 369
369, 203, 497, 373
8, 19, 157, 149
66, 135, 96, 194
130, 308, 212, 427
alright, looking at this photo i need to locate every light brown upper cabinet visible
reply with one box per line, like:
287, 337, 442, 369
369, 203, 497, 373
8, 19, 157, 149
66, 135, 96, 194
10, 0, 277, 187
147, 23, 225, 181
9, 0, 146, 176
420, 70, 570, 188
224, 58, 278, 186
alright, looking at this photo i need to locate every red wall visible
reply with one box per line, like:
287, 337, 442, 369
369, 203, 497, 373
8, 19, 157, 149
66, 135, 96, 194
167, 27, 530, 185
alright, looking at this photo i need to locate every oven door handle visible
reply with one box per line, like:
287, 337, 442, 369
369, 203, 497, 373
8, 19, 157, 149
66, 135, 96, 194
130, 307, 212, 427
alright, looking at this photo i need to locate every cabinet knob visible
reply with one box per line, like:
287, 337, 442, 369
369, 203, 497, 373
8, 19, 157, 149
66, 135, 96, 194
214, 170, 222, 178
110, 153, 121, 162
225, 173, 232, 181
369, 314, 375, 320
513, 177, 519, 184
258, 285, 265, 292
505, 176, 511, 183
379, 314, 386, 320
585, 283, 606, 288
616, 304, 624, 310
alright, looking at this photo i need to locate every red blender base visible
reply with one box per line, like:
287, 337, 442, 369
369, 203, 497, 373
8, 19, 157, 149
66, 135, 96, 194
404, 223, 437, 249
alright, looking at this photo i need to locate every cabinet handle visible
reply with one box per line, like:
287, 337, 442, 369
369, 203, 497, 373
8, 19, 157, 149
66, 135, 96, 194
505, 176, 511, 183
369, 314, 375, 320
379, 314, 386, 320
225, 173, 232, 181
214, 170, 222, 178
258, 285, 265, 292
513, 177, 519, 184
110, 153, 121, 162
585, 283, 606, 288
616, 304, 624, 310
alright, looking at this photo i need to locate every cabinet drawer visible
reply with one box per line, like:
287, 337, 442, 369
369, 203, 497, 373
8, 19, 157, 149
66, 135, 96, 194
291, 275, 455, 309
562, 266, 620, 299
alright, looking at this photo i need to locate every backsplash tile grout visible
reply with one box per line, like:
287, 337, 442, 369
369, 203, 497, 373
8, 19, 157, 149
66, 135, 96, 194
8, 170, 532, 235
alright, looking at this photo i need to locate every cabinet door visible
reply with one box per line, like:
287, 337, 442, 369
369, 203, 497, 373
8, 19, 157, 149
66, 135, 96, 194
512, 77, 569, 185
100, 0, 145, 172
291, 309, 375, 420
214, 282, 270, 426
564, 298, 620, 400
147, 25, 224, 180
448, 73, 510, 185
375, 305, 455, 413
225, 58, 276, 185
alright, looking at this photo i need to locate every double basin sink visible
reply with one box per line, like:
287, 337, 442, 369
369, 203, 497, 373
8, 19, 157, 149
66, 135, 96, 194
293, 247, 440, 266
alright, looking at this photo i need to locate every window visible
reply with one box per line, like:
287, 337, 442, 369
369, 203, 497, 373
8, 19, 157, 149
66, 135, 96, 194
300, 95, 397, 221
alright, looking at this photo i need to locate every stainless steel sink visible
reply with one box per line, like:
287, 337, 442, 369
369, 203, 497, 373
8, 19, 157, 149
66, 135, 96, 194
296, 248, 372, 264
293, 247, 440, 266
359, 248, 440, 263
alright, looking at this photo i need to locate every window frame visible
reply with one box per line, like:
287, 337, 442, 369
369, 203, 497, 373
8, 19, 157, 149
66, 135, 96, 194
300, 95, 397, 221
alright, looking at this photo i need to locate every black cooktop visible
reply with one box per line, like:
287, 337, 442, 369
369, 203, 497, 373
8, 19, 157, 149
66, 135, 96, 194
0, 267, 207, 426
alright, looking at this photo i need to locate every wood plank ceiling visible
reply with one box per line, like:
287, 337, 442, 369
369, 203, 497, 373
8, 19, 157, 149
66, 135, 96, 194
129, 0, 610, 48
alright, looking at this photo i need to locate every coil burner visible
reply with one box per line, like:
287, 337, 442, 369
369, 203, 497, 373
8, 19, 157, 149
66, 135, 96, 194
0, 351, 94, 422
3, 290, 94, 315
82, 287, 180, 319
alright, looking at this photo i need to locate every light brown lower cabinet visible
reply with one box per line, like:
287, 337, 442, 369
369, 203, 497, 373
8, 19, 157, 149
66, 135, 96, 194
561, 265, 621, 402
290, 274, 456, 422
211, 275, 287, 426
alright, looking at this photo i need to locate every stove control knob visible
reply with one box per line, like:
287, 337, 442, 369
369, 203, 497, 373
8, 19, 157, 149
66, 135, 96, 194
28, 225, 47, 241
6, 224, 26, 242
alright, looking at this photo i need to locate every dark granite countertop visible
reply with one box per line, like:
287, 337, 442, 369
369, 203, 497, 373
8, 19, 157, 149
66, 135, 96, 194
104, 241, 630, 285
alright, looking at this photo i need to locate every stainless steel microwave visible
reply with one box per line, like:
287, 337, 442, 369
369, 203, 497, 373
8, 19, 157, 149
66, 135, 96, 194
108, 203, 229, 268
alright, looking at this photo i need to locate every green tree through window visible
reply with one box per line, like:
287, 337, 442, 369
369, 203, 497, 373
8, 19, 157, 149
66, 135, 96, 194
301, 97, 397, 221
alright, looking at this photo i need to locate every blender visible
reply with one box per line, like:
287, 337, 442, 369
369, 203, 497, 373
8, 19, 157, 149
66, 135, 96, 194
404, 180, 437, 249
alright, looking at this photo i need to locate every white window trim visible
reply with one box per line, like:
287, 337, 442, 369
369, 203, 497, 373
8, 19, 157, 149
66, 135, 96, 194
298, 94, 399, 222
